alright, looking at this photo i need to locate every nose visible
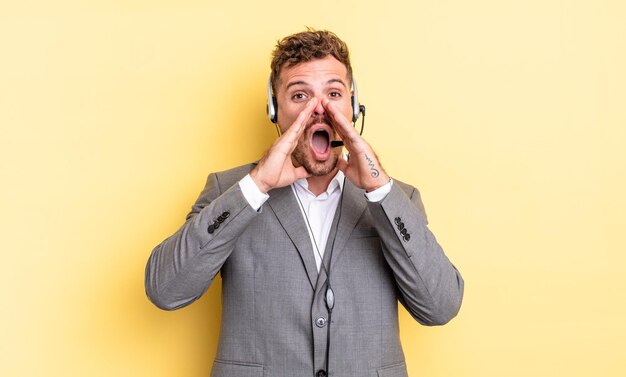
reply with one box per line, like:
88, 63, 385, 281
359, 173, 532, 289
313, 96, 325, 115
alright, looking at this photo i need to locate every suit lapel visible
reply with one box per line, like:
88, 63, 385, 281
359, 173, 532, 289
267, 185, 318, 291
315, 180, 367, 292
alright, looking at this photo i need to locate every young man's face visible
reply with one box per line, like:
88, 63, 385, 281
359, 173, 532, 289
275, 55, 353, 177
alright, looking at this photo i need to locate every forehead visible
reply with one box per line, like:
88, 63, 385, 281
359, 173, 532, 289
278, 56, 349, 91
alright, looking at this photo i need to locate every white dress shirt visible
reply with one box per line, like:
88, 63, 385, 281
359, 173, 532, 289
290, 171, 345, 271
238, 170, 392, 271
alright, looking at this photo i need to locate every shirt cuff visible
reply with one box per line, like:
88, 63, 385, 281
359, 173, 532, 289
364, 179, 393, 202
238, 174, 270, 211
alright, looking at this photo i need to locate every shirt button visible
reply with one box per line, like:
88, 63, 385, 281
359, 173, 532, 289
315, 317, 327, 328
316, 370, 327, 377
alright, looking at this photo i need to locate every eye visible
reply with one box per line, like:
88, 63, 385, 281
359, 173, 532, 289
329, 91, 342, 99
291, 92, 307, 102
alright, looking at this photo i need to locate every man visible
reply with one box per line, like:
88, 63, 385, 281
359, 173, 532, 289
145, 29, 464, 377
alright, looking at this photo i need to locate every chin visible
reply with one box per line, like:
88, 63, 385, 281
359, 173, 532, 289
293, 135, 341, 176
301, 154, 339, 177
307, 164, 336, 177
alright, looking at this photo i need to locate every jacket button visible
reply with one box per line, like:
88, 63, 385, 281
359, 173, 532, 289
400, 228, 407, 236
223, 211, 230, 218
207, 224, 215, 234
315, 317, 327, 328
316, 370, 327, 377
404, 234, 411, 241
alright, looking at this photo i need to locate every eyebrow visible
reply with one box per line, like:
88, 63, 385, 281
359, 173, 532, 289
285, 80, 308, 90
285, 78, 348, 91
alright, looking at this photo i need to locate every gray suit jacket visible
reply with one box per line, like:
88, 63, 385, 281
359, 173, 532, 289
145, 163, 463, 377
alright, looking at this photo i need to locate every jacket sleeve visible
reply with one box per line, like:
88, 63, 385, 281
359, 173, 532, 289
144, 172, 259, 310
367, 182, 464, 325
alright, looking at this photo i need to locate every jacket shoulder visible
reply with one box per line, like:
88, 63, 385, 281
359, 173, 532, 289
390, 177, 428, 223
187, 162, 256, 219
212, 162, 257, 191
392, 177, 417, 197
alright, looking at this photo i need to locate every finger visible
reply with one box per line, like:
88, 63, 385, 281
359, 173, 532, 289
322, 98, 359, 145
272, 99, 316, 157
284, 98, 317, 142
280, 99, 316, 157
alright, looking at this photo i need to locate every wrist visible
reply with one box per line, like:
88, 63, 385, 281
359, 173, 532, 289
365, 174, 391, 193
250, 167, 271, 194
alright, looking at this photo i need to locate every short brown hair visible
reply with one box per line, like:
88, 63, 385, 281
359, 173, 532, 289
270, 28, 352, 92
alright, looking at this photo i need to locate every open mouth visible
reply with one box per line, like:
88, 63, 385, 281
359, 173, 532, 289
312, 129, 330, 154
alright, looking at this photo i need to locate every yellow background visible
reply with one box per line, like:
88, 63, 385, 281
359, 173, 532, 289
1, 1, 625, 376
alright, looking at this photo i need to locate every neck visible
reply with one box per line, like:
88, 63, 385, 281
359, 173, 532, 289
306, 168, 338, 196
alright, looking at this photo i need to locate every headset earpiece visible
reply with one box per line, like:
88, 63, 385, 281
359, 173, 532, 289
267, 76, 278, 123
351, 78, 360, 122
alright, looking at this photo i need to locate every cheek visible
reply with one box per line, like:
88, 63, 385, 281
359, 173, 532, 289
291, 130, 309, 152
336, 99, 354, 120
278, 101, 307, 123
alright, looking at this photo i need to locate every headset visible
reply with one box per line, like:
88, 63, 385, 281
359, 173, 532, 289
266, 74, 364, 124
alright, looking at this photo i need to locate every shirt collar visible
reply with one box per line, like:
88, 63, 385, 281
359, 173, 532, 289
293, 169, 345, 196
